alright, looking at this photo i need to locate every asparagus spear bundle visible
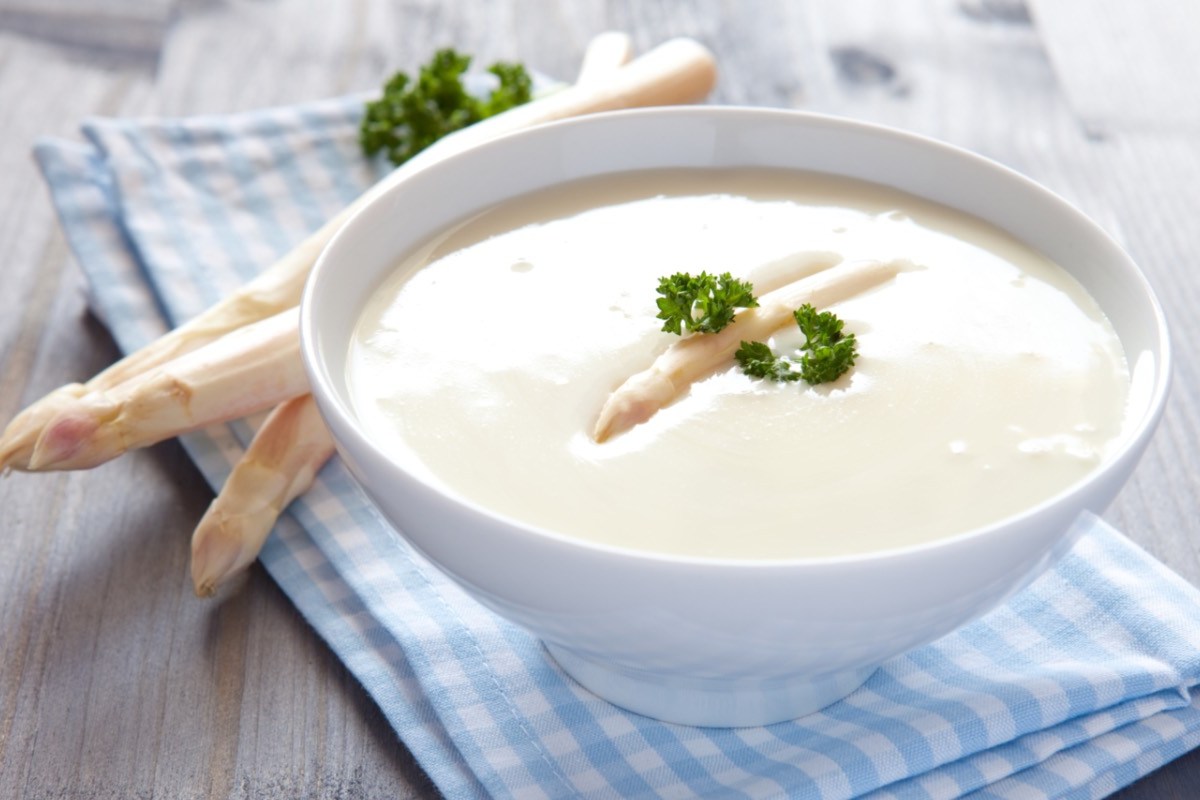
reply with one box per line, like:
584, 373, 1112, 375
1, 34, 717, 596
0, 222, 331, 472
28, 308, 307, 471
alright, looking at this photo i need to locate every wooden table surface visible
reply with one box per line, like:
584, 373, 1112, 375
1, 1, 1197, 797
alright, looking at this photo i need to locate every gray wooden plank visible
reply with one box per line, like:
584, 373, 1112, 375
1030, 0, 1200, 132
0, 34, 151, 420
0, 0, 174, 65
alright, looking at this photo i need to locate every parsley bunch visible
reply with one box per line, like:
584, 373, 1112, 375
735, 304, 858, 386
655, 271, 759, 335
360, 49, 533, 167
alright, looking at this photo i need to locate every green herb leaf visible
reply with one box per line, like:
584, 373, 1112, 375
360, 49, 533, 167
735, 340, 805, 382
482, 62, 534, 117
792, 303, 857, 384
655, 271, 759, 335
737, 304, 858, 385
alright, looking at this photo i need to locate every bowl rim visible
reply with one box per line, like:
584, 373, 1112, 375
301, 104, 1173, 570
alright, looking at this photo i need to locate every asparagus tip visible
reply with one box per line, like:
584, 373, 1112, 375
0, 383, 91, 472
28, 409, 103, 471
592, 396, 644, 442
0, 425, 35, 472
591, 417, 612, 444
592, 398, 630, 443
592, 371, 672, 443
191, 508, 269, 599
191, 530, 239, 599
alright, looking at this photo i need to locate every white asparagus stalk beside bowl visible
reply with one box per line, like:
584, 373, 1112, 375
29, 308, 308, 471
191, 394, 337, 597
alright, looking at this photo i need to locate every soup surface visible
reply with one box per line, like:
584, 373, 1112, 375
347, 169, 1130, 559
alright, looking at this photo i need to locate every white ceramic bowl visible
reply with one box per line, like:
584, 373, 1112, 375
301, 107, 1171, 727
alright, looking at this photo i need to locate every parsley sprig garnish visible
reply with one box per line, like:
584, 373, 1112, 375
734, 341, 805, 382
735, 304, 858, 386
655, 271, 759, 335
360, 49, 533, 167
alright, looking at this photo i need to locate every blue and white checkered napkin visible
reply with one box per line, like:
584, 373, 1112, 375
34, 96, 1200, 799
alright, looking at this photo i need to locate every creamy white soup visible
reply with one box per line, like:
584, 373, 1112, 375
347, 169, 1130, 559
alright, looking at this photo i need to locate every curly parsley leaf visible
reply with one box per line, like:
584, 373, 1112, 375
737, 304, 858, 386
655, 271, 759, 335
360, 49, 533, 167
735, 341, 805, 382
481, 61, 534, 116
793, 303, 858, 384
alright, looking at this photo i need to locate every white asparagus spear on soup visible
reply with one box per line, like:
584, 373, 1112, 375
592, 259, 905, 443
0, 36, 718, 473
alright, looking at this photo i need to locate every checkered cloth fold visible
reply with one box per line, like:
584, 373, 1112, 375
33, 96, 1200, 799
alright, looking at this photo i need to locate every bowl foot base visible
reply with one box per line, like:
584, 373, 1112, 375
545, 643, 876, 728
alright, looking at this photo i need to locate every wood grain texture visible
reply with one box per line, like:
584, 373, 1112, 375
1030, 0, 1200, 132
0, 1, 1196, 797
